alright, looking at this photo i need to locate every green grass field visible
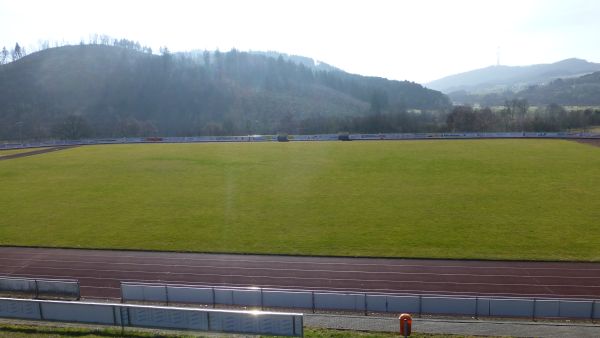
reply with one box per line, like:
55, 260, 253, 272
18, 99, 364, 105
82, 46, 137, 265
0, 323, 475, 338
1, 140, 599, 261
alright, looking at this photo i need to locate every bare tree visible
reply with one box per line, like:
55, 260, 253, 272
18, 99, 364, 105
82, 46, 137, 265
89, 33, 99, 44
53, 115, 92, 140
11, 43, 22, 61
100, 35, 111, 45
38, 40, 50, 51
0, 46, 8, 64
203, 50, 211, 67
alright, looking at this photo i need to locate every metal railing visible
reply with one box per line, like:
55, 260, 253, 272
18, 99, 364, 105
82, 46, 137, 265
0, 276, 80, 300
121, 282, 600, 320
0, 297, 303, 336
2, 131, 599, 150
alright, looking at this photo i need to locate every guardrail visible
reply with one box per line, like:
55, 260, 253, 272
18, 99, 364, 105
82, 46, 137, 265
0, 297, 303, 336
2, 132, 599, 150
347, 131, 600, 140
121, 282, 600, 320
0, 276, 80, 300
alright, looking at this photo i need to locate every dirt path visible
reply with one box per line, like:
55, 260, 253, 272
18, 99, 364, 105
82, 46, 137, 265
0, 146, 77, 161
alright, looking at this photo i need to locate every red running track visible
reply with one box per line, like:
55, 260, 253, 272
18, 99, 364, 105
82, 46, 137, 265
1, 247, 599, 301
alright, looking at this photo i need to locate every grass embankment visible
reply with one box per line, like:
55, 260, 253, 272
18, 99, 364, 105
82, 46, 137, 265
0, 140, 599, 260
0, 323, 487, 338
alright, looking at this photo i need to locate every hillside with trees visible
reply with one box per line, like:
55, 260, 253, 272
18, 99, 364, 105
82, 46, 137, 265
0, 43, 450, 141
450, 71, 600, 107
445, 102, 600, 132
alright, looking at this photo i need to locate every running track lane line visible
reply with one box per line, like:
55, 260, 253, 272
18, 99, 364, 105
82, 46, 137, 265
1, 247, 600, 300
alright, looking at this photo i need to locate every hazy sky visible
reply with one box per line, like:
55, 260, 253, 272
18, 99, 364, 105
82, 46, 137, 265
1, 0, 599, 83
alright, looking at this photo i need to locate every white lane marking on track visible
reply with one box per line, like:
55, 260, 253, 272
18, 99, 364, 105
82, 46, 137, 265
522, 262, 558, 296
1, 257, 599, 277
1, 260, 600, 281
7, 273, 599, 299
79, 286, 121, 290
2, 250, 599, 271
2, 265, 600, 289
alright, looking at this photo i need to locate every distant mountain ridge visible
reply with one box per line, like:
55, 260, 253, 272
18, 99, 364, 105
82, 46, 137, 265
427, 58, 600, 94
450, 70, 600, 106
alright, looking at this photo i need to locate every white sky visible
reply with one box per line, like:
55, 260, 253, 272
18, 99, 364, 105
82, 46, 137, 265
1, 0, 599, 83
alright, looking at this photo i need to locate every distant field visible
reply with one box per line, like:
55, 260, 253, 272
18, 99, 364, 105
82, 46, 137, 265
0, 140, 599, 261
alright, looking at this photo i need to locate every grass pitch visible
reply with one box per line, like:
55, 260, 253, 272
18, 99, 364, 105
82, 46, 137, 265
0, 139, 599, 260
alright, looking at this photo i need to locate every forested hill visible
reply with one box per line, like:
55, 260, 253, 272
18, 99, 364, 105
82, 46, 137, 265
516, 71, 600, 105
450, 71, 600, 106
0, 45, 450, 140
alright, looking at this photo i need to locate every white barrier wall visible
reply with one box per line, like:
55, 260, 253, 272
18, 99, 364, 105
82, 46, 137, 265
0, 297, 303, 336
42, 302, 117, 324
126, 306, 208, 331
121, 282, 600, 320
0, 278, 35, 293
120, 283, 166, 302
421, 297, 476, 315
215, 288, 262, 307
558, 300, 594, 318
0, 276, 80, 299
167, 286, 213, 304
208, 310, 302, 335
263, 290, 313, 308
364, 295, 386, 312
3, 132, 599, 150
36, 279, 80, 298
489, 298, 535, 317
314, 292, 366, 312
386, 295, 421, 313
0, 298, 40, 320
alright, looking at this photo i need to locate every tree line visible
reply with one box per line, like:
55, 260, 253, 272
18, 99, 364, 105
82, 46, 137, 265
42, 101, 600, 140
446, 100, 600, 132
0, 43, 26, 64
1, 34, 154, 65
